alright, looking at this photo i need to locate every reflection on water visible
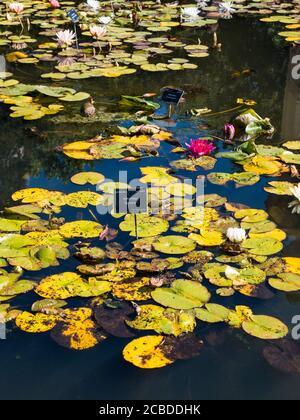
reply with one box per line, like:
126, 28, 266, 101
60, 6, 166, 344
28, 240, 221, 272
1, 17, 300, 400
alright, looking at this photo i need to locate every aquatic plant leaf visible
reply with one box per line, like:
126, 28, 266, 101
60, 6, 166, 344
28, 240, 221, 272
62, 140, 100, 160
284, 257, 300, 275
283, 141, 300, 150
165, 183, 196, 197
160, 334, 203, 360
64, 191, 103, 208
249, 229, 286, 241
59, 221, 103, 238
35, 272, 100, 299
70, 172, 105, 185
16, 311, 59, 333
242, 238, 283, 256
269, 273, 300, 292
94, 302, 135, 338
227, 305, 253, 329
127, 304, 195, 336
242, 315, 288, 340
231, 172, 260, 186
126, 304, 164, 331
0, 217, 26, 232
140, 167, 177, 186
195, 303, 229, 323
74, 247, 106, 263
59, 92, 90, 102
51, 318, 106, 350
170, 157, 216, 171
0, 280, 36, 296
189, 229, 225, 247
151, 279, 210, 310
120, 214, 169, 238
264, 181, 294, 196
153, 235, 196, 254
207, 173, 231, 185
123, 335, 174, 369
12, 188, 64, 204
31, 299, 67, 313
280, 152, 300, 165
236, 284, 274, 300
112, 277, 151, 301
119, 96, 160, 111
243, 156, 286, 175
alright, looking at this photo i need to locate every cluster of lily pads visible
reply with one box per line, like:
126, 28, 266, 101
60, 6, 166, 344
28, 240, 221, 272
1, 108, 300, 369
2, 1, 300, 373
0, 0, 299, 122
0, 73, 91, 119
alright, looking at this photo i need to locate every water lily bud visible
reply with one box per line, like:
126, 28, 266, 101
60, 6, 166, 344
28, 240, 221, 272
150, 277, 164, 287
224, 123, 235, 141
13, 266, 23, 274
226, 227, 246, 243
9, 2, 24, 14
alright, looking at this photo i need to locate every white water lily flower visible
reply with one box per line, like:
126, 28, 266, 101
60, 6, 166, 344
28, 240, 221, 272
182, 6, 199, 21
55, 29, 76, 47
219, 1, 235, 15
226, 227, 246, 243
288, 183, 300, 214
87, 0, 100, 11
98, 15, 112, 25
89, 25, 107, 39
225, 266, 239, 280
197, 0, 209, 9
290, 183, 300, 201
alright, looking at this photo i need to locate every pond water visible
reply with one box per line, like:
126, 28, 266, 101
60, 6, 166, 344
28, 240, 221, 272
1, 5, 300, 400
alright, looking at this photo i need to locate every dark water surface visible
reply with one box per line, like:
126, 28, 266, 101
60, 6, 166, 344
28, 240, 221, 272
1, 16, 300, 400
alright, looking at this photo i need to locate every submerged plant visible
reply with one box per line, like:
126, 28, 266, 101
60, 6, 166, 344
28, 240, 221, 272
185, 139, 216, 158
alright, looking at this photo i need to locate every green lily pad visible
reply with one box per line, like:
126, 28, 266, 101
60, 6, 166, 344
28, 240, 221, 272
242, 315, 288, 340
153, 235, 196, 254
151, 279, 210, 310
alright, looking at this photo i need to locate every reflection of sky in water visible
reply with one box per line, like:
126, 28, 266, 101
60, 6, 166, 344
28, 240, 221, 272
1, 17, 300, 399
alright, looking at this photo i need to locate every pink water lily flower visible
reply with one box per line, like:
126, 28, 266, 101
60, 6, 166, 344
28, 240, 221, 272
9, 2, 24, 14
49, 0, 60, 8
185, 138, 216, 158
